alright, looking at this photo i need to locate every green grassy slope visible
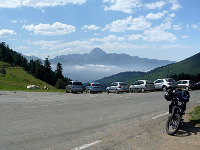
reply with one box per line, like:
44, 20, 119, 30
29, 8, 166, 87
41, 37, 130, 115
126, 52, 200, 84
0, 61, 63, 92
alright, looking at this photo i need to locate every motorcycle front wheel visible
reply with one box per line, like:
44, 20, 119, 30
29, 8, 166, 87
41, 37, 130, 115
166, 113, 181, 135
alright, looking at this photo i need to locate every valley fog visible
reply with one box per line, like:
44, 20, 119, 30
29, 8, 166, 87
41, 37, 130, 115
62, 64, 145, 83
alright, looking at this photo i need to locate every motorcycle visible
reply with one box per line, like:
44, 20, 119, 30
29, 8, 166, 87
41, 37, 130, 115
164, 89, 190, 135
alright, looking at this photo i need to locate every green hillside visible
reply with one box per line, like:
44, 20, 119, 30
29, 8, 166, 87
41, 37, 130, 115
0, 61, 63, 92
126, 52, 200, 84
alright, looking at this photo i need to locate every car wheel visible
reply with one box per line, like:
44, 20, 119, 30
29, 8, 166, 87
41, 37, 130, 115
141, 88, 145, 93
185, 86, 189, 91
107, 90, 109, 94
89, 90, 92, 94
130, 88, 133, 93
162, 86, 167, 91
70, 89, 73, 93
115, 90, 119, 94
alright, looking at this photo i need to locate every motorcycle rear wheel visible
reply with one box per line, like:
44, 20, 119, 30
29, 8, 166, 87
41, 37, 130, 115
166, 113, 181, 135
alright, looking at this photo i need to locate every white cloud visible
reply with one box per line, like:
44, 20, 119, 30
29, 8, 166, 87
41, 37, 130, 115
146, 11, 168, 20
103, 0, 142, 14
0, 29, 16, 38
182, 35, 188, 39
31, 40, 62, 49
22, 22, 76, 36
164, 13, 176, 22
161, 44, 190, 49
91, 35, 125, 43
169, 13, 175, 18
143, 29, 177, 42
191, 24, 199, 29
74, 64, 119, 72
170, 0, 182, 11
18, 46, 29, 49
128, 34, 142, 41
154, 22, 172, 30
11, 20, 26, 23
103, 16, 150, 32
0, 0, 87, 8
144, 1, 166, 9
82, 25, 100, 31
173, 24, 181, 30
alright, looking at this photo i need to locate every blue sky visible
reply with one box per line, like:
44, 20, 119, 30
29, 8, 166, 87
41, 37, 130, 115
0, 0, 200, 61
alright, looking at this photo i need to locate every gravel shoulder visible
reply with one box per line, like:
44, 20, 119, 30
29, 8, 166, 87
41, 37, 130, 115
161, 106, 200, 150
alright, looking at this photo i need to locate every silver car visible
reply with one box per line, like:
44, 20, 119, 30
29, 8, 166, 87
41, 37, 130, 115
106, 82, 129, 94
177, 80, 195, 90
85, 82, 102, 93
129, 80, 155, 92
154, 78, 177, 91
66, 81, 84, 93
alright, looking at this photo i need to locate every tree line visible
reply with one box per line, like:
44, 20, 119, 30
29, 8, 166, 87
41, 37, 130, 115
0, 42, 71, 89
169, 73, 200, 83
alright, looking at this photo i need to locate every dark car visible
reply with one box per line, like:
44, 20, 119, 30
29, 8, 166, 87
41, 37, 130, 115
195, 81, 200, 89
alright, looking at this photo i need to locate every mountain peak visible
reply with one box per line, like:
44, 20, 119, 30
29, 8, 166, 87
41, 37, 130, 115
89, 48, 107, 56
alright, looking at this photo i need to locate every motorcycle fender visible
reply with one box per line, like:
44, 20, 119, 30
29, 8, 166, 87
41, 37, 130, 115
171, 106, 183, 116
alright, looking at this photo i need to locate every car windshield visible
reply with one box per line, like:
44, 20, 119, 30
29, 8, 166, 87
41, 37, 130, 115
146, 81, 154, 84
73, 82, 83, 85
120, 83, 128, 86
166, 79, 176, 82
92, 83, 101, 86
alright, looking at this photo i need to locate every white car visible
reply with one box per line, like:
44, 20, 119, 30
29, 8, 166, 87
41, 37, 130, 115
85, 82, 102, 93
106, 82, 129, 94
66, 81, 84, 93
129, 80, 155, 92
177, 80, 195, 90
154, 78, 177, 91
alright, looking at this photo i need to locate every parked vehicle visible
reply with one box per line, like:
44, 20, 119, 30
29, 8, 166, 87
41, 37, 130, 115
177, 80, 195, 90
195, 81, 200, 89
106, 82, 129, 94
85, 82, 102, 93
129, 80, 155, 92
154, 78, 177, 91
66, 81, 84, 93
164, 89, 190, 135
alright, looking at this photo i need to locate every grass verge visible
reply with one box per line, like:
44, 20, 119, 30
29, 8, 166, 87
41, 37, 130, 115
189, 105, 200, 127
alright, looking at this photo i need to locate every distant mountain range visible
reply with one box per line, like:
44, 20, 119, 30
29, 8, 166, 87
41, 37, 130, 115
24, 55, 42, 62
50, 48, 175, 72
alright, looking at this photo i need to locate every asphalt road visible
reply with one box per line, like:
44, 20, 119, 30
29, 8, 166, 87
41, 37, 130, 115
0, 90, 200, 150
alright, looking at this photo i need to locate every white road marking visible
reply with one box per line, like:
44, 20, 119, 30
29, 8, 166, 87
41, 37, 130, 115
196, 101, 200, 104
24, 105, 50, 108
74, 140, 102, 150
152, 112, 168, 120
